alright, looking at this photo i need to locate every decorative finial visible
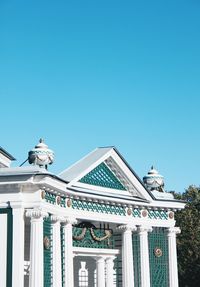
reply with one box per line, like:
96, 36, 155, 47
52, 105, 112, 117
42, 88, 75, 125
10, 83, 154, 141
28, 139, 54, 168
143, 166, 164, 192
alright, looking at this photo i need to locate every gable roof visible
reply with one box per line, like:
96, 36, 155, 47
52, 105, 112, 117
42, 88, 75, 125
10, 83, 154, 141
59, 147, 113, 182
59, 147, 154, 202
0, 147, 16, 161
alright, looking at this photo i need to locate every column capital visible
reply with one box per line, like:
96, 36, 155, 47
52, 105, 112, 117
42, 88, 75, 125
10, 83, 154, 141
26, 209, 48, 219
63, 217, 77, 225
117, 223, 137, 232
105, 255, 116, 262
96, 256, 105, 263
137, 225, 152, 234
167, 227, 181, 235
50, 215, 64, 223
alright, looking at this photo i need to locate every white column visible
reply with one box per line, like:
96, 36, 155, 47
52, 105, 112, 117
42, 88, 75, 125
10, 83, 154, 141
26, 209, 48, 287
138, 226, 152, 287
105, 256, 115, 287
96, 257, 106, 287
51, 215, 63, 287
12, 206, 25, 287
118, 224, 137, 287
167, 227, 181, 287
63, 217, 77, 287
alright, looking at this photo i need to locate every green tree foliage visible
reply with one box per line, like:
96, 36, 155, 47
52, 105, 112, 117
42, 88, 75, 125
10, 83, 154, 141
174, 186, 200, 287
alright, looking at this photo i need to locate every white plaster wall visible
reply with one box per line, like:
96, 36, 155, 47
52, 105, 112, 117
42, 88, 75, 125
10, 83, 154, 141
0, 213, 7, 287
24, 222, 30, 287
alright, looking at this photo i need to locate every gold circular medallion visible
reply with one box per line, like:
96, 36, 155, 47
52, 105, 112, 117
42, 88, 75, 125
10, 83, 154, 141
67, 199, 72, 207
142, 209, 148, 217
127, 208, 132, 216
154, 247, 162, 257
56, 196, 61, 205
41, 190, 46, 199
43, 236, 50, 249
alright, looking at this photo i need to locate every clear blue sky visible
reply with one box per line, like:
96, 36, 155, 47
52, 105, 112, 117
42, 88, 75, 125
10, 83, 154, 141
1, 0, 200, 193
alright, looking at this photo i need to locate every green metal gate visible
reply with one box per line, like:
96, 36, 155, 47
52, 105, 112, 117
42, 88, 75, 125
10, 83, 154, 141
133, 232, 141, 287
148, 227, 169, 287
43, 217, 53, 287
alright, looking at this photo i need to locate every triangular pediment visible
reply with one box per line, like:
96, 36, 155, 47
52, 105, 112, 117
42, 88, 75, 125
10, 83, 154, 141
79, 162, 126, 191
59, 147, 154, 202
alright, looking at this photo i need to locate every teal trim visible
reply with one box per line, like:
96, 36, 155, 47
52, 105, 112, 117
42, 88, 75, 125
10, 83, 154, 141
132, 208, 141, 218
113, 233, 122, 287
79, 162, 126, 190
148, 227, 169, 287
45, 192, 56, 205
72, 199, 126, 216
133, 233, 141, 287
43, 191, 169, 221
0, 208, 13, 287
43, 217, 53, 287
61, 226, 65, 287
148, 210, 168, 220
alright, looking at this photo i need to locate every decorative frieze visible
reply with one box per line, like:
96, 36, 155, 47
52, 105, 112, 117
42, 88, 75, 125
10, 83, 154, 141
42, 190, 172, 221
148, 209, 168, 220
72, 199, 126, 216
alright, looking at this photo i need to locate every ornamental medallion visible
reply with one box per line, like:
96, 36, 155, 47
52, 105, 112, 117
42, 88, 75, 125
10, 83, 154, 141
43, 236, 50, 249
56, 196, 61, 205
154, 247, 162, 257
127, 208, 132, 216
67, 199, 72, 207
142, 209, 148, 217
41, 190, 46, 199
169, 211, 174, 219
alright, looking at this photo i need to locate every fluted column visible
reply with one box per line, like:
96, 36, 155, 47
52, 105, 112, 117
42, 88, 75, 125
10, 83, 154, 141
51, 215, 63, 287
118, 224, 137, 287
96, 257, 106, 287
63, 217, 77, 287
138, 226, 152, 287
26, 209, 48, 287
105, 256, 115, 287
167, 227, 181, 287
12, 205, 25, 287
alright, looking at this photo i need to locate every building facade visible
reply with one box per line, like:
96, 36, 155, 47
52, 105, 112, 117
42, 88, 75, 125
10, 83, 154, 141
0, 140, 185, 287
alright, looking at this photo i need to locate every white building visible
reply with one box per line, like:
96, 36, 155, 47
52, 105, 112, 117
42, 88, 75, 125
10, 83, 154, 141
0, 140, 185, 287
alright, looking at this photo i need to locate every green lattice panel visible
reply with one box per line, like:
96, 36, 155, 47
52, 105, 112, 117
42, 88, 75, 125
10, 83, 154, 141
44, 192, 56, 205
61, 226, 65, 287
133, 233, 141, 287
132, 208, 141, 218
60, 197, 66, 208
113, 233, 122, 287
72, 199, 126, 216
148, 228, 169, 287
79, 162, 126, 190
73, 227, 115, 249
148, 210, 168, 220
43, 217, 53, 287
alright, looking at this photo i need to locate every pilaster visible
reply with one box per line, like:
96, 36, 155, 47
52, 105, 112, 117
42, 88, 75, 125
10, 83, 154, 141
63, 217, 77, 287
167, 227, 181, 287
12, 205, 25, 287
51, 215, 63, 287
96, 257, 105, 287
26, 209, 48, 287
138, 226, 152, 287
105, 256, 115, 287
117, 224, 137, 287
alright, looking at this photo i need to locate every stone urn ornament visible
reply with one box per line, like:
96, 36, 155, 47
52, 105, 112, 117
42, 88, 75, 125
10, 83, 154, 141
28, 139, 54, 169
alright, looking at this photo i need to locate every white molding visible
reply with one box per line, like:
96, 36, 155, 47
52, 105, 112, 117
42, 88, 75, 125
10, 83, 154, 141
12, 207, 25, 287
73, 247, 120, 257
